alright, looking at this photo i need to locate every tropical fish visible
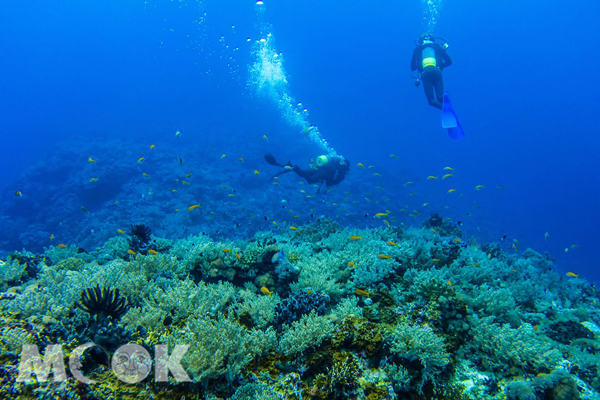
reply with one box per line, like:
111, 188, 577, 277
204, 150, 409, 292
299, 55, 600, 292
221, 154, 226, 159
368, 165, 375, 169
188, 204, 200, 211
431, 228, 438, 234
128, 249, 136, 255
293, 215, 299, 219
57, 244, 67, 249
117, 229, 126, 234
427, 176, 438, 180
377, 254, 391, 259
442, 174, 454, 179
357, 163, 364, 167
403, 181, 414, 186
150, 144, 155, 149
384, 220, 391, 228
254, 170, 260, 175
373, 173, 382, 177
454, 238, 462, 243
432, 259, 441, 262
138, 157, 145, 163
302, 126, 315, 135
178, 157, 183, 167
223, 249, 232, 253
355, 288, 370, 297
148, 250, 158, 255
182, 181, 190, 185
571, 245, 579, 248
172, 189, 178, 193
349, 236, 363, 241
143, 173, 149, 177
238, 158, 244, 162
475, 185, 485, 190
236, 253, 241, 261
289, 226, 298, 230
261, 286, 274, 297
447, 280, 453, 288
348, 261, 356, 268
390, 154, 398, 159
185, 173, 192, 178
263, 134, 269, 141
80, 206, 89, 213
175, 130, 181, 138
14, 191, 22, 197
272, 221, 278, 226
387, 241, 397, 246
50, 234, 54, 241
496, 186, 504, 190
271, 250, 285, 263
544, 232, 549, 241
512, 243, 518, 252
374, 212, 389, 218
90, 177, 98, 182
273, 182, 280, 186
88, 157, 95, 164
284, 166, 293, 170
423, 202, 429, 206
228, 194, 236, 197
444, 167, 454, 171
566, 272, 578, 278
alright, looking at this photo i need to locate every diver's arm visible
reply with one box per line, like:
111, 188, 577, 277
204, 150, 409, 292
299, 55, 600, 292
441, 46, 452, 68
410, 47, 420, 71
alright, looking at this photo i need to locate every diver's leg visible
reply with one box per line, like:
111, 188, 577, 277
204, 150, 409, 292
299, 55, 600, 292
434, 69, 444, 106
422, 72, 442, 109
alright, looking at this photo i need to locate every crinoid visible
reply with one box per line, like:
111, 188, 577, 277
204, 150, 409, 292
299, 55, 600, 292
75, 285, 128, 320
128, 223, 152, 244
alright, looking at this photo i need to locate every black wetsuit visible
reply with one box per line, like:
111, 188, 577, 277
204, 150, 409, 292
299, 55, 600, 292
264, 154, 350, 192
411, 42, 452, 109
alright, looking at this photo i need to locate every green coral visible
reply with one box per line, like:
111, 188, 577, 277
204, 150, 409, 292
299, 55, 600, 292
279, 310, 335, 357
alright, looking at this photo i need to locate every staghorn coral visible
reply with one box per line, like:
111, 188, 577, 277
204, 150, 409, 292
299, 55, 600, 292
236, 288, 280, 329
166, 312, 276, 384
389, 322, 450, 393
279, 310, 335, 358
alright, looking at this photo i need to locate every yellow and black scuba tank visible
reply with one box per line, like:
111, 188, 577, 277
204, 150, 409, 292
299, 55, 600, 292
421, 41, 436, 69
315, 155, 330, 167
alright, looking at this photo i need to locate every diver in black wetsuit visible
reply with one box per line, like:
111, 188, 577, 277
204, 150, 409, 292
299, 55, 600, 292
264, 154, 350, 193
411, 33, 452, 109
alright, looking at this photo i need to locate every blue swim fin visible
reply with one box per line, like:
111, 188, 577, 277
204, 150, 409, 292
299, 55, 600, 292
442, 92, 465, 140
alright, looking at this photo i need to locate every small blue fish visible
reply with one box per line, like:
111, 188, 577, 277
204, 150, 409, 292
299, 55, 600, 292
271, 250, 285, 263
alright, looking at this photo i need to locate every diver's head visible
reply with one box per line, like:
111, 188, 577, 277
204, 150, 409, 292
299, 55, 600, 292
420, 33, 435, 44
315, 155, 330, 167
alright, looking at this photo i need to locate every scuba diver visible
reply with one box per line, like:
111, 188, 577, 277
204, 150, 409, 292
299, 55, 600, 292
411, 33, 452, 110
264, 154, 350, 193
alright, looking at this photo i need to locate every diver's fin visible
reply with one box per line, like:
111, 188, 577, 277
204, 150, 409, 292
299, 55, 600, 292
447, 122, 465, 141
264, 154, 285, 167
442, 91, 458, 128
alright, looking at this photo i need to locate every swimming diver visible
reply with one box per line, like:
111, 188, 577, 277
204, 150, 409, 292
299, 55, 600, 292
264, 154, 350, 193
411, 33, 452, 109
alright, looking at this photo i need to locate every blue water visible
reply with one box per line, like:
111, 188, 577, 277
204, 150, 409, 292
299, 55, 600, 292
1, 0, 599, 283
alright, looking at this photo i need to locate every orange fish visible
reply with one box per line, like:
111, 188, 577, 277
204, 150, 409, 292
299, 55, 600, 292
355, 288, 370, 297
138, 157, 145, 163
88, 157, 95, 164
128, 249, 136, 255
188, 204, 200, 211
447, 280, 453, 288
117, 229, 126, 234
185, 173, 192, 178
377, 254, 391, 259
150, 144, 155, 149
387, 241, 397, 246
236, 253, 241, 261
289, 226, 298, 230
57, 244, 67, 249
148, 250, 158, 255
348, 261, 356, 268
349, 236, 363, 241
261, 286, 274, 297
223, 249, 232, 253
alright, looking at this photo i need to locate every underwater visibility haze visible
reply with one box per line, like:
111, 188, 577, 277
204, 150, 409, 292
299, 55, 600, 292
0, 0, 599, 399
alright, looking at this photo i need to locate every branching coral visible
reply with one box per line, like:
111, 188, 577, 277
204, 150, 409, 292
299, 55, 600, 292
279, 310, 334, 357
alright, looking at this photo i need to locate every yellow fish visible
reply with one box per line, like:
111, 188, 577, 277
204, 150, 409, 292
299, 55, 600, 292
431, 228, 438, 234
289, 226, 298, 230
373, 173, 382, 177
357, 163, 364, 167
182, 181, 190, 185
390, 154, 398, 159
261, 286, 274, 297
432, 258, 441, 262
254, 170, 260, 175
387, 241, 397, 246
566, 272, 579, 278
384, 220, 390, 228
454, 238, 462, 243
377, 254, 391, 259
50, 234, 54, 241
223, 249, 232, 253
221, 185, 228, 189
172, 189, 178, 193
293, 215, 299, 219
128, 249, 136, 255
185, 173, 192, 178
427, 176, 438, 180
447, 280, 453, 288
238, 158, 244, 162
512, 243, 518, 252
355, 288, 370, 297
57, 244, 67, 249
138, 157, 145, 163
272, 221, 278, 226
374, 212, 389, 218
475, 185, 485, 190
348, 261, 356, 268
349, 236, 363, 241
263, 135, 269, 142
302, 126, 315, 135
273, 182, 280, 186
117, 229, 126, 234
442, 174, 454, 179
188, 204, 200, 211
404, 181, 414, 186
236, 253, 241, 261
221, 154, 226, 159
175, 130, 181, 138
150, 144, 155, 149
90, 177, 98, 182
368, 165, 375, 169
444, 167, 454, 171
143, 173, 149, 177
148, 250, 158, 255
228, 194, 236, 197
88, 157, 95, 164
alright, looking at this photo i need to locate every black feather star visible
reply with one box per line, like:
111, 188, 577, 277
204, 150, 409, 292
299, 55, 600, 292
75, 285, 128, 320
128, 224, 152, 244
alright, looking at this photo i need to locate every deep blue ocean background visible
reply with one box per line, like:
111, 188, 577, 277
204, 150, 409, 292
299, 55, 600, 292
1, 0, 598, 283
